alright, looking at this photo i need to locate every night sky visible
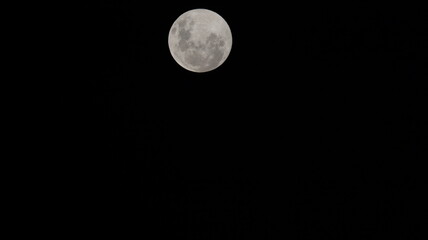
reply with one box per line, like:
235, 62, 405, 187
71, 1, 425, 239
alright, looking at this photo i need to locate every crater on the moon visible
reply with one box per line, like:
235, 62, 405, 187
178, 28, 191, 52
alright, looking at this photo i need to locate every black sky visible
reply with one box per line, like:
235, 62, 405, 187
72, 1, 425, 239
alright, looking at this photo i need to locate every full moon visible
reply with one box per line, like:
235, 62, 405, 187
168, 9, 232, 73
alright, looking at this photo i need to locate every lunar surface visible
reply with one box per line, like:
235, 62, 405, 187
168, 9, 232, 72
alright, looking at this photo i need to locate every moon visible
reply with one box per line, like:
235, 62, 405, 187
168, 9, 232, 73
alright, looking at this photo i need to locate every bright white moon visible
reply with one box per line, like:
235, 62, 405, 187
168, 9, 232, 73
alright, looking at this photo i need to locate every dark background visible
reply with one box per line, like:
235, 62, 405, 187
69, 1, 425, 239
